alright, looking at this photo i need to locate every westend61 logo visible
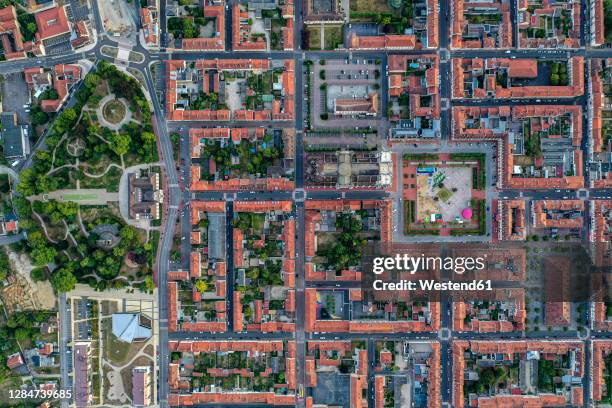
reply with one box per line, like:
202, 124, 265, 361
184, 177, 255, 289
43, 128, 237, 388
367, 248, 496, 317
372, 254, 487, 275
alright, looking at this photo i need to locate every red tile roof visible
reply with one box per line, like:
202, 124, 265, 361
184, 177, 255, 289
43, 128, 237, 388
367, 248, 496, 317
6, 352, 24, 369
453, 340, 584, 408
0, 6, 26, 60
34, 6, 70, 41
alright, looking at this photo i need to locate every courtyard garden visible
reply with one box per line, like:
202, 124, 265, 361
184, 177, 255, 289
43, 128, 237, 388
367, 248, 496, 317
349, 0, 414, 34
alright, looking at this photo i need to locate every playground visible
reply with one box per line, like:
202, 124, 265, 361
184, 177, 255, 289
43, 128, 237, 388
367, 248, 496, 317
400, 152, 488, 236
415, 166, 472, 223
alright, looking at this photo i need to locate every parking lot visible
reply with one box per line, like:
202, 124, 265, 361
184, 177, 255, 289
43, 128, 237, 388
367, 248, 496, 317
1, 73, 31, 125
65, 0, 90, 21
75, 299, 93, 340
310, 58, 383, 129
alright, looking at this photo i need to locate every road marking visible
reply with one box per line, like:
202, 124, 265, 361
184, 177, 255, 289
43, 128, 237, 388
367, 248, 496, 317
169, 205, 178, 209
169, 183, 179, 188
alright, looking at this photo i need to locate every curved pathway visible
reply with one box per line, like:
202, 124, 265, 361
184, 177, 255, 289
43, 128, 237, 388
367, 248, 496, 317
0, 165, 19, 182
96, 94, 132, 131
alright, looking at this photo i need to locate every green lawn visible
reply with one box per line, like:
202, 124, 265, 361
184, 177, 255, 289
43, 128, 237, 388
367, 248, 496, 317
324, 25, 344, 50
436, 187, 453, 203
306, 26, 321, 50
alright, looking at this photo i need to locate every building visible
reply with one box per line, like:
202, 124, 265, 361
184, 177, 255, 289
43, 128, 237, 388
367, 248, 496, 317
24, 64, 81, 112
71, 20, 92, 49
591, 0, 605, 46
128, 171, 163, 220
451, 0, 512, 48
498, 199, 527, 241
334, 93, 378, 116
73, 342, 92, 408
111, 313, 152, 343
0, 214, 19, 236
24, 67, 52, 97
166, 59, 295, 121
0, 112, 30, 163
304, 150, 392, 189
6, 352, 25, 370
452, 57, 584, 99
348, 33, 417, 50
532, 200, 584, 232
0, 6, 26, 60
140, 5, 159, 48
132, 366, 152, 407
33, 6, 71, 54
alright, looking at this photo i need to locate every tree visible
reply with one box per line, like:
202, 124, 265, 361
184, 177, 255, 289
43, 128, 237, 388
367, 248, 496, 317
195, 279, 209, 293
480, 368, 496, 387
141, 131, 156, 146
54, 108, 78, 134
31, 246, 57, 266
550, 73, 560, 85
0, 251, 9, 281
84, 73, 101, 90
120, 226, 137, 243
56, 201, 78, 220
13, 197, 32, 218
51, 268, 77, 293
30, 267, 47, 282
144, 276, 155, 292
31, 110, 49, 126
14, 327, 30, 342
109, 133, 130, 156
16, 168, 37, 196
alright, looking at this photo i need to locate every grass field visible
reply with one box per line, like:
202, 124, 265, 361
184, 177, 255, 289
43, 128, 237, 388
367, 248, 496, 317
350, 0, 395, 14
437, 187, 453, 203
306, 26, 321, 50
324, 25, 344, 50
102, 99, 127, 124
62, 193, 100, 201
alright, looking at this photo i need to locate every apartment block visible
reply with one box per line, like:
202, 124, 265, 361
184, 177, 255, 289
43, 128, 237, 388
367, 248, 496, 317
190, 127, 295, 191
168, 201, 228, 333
517, 0, 581, 48
167, 340, 296, 406
232, 200, 296, 333
452, 57, 583, 99
451, 0, 512, 49
452, 340, 585, 408
453, 289, 526, 332
453, 105, 584, 189
304, 199, 392, 281
388, 54, 441, 141
166, 59, 294, 121
373, 340, 440, 408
